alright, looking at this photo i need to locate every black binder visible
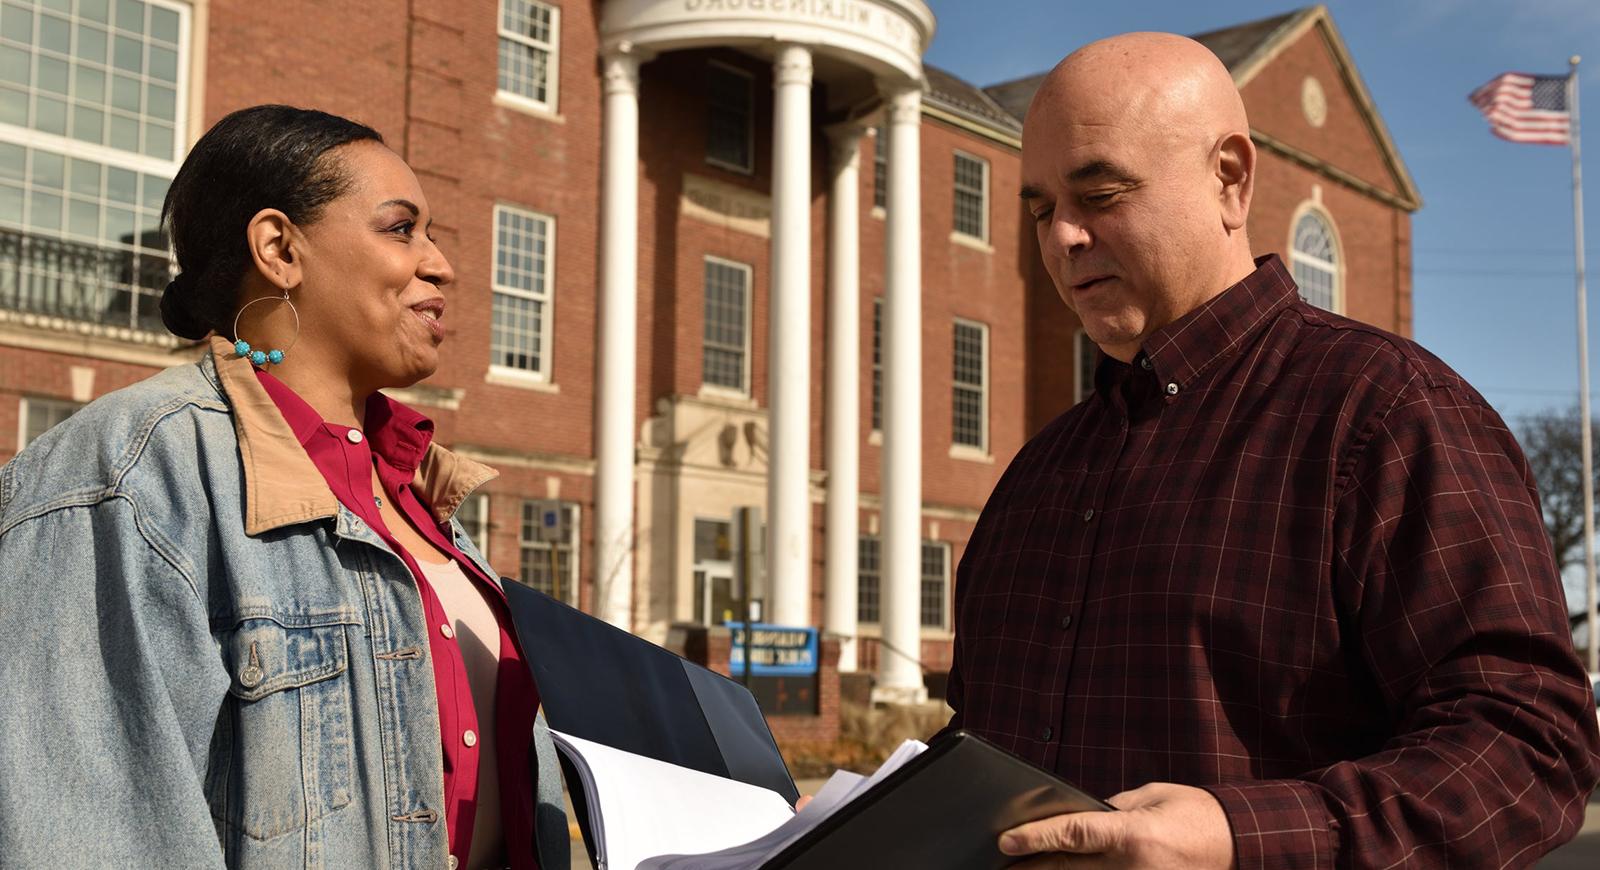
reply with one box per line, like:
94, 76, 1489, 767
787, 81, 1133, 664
504, 583, 1112, 869
502, 582, 800, 804
766, 729, 1114, 869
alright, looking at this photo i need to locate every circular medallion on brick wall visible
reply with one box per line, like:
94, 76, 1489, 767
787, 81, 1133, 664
1302, 76, 1328, 128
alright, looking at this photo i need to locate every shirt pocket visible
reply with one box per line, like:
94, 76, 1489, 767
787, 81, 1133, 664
208, 615, 356, 842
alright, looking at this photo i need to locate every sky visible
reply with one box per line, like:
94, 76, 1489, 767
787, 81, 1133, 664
918, 0, 1600, 612
922, 0, 1600, 422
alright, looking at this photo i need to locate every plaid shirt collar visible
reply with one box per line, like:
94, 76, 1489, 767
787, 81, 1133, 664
1095, 254, 1298, 402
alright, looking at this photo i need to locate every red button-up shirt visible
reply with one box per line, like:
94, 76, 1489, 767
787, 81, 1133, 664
946, 255, 1600, 867
257, 371, 539, 869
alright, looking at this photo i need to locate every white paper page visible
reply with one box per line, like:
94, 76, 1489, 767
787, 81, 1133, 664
550, 730, 796, 870
638, 739, 930, 870
637, 769, 866, 870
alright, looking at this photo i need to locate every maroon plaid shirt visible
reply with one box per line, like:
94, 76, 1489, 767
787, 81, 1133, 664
947, 255, 1600, 868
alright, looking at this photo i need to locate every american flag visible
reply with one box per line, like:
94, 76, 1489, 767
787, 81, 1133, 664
1469, 72, 1572, 145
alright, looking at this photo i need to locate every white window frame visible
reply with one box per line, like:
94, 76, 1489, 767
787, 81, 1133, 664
1287, 201, 1344, 314
870, 296, 883, 435
1074, 328, 1098, 405
856, 536, 954, 633
518, 498, 580, 605
951, 150, 990, 244
856, 534, 882, 625
488, 203, 556, 385
691, 516, 735, 626
705, 60, 754, 175
455, 492, 491, 562
919, 540, 952, 631
17, 395, 81, 450
871, 125, 887, 215
0, 0, 192, 340
951, 317, 990, 455
495, 0, 560, 115
700, 255, 753, 398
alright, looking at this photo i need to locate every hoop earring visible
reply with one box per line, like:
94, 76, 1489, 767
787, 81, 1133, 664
232, 290, 299, 367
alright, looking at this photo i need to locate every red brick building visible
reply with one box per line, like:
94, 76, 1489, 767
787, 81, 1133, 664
0, 2, 1417, 696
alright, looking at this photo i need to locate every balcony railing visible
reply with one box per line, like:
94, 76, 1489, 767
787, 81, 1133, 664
0, 226, 173, 337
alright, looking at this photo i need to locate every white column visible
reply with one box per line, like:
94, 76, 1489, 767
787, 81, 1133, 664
875, 86, 928, 704
767, 43, 814, 629
824, 125, 865, 671
595, 50, 641, 631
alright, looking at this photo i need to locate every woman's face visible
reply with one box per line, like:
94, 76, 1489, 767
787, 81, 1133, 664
291, 141, 455, 391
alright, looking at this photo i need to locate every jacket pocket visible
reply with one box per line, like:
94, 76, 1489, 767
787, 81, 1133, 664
208, 616, 356, 841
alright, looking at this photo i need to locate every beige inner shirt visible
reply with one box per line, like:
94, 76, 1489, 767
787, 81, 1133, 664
416, 558, 505, 870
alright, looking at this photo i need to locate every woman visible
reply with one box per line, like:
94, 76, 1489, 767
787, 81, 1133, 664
0, 105, 568, 870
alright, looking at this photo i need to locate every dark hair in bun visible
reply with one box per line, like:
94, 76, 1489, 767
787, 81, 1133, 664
159, 105, 383, 340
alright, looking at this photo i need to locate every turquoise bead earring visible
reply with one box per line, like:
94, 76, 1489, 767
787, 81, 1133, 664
232, 289, 299, 367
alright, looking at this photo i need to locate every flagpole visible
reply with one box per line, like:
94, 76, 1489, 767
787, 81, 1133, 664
1570, 55, 1597, 674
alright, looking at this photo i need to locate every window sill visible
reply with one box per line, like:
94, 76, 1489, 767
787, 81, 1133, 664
949, 231, 994, 254
854, 624, 954, 642
494, 92, 565, 124
487, 366, 559, 392
696, 385, 757, 408
948, 443, 993, 464
706, 157, 755, 177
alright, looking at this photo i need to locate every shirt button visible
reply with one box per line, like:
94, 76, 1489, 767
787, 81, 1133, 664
1139, 356, 1152, 370
463, 729, 477, 748
1060, 615, 1073, 629
448, 856, 459, 870
1041, 726, 1053, 741
440, 623, 455, 639
1082, 508, 1095, 522
1165, 382, 1180, 396
346, 429, 364, 444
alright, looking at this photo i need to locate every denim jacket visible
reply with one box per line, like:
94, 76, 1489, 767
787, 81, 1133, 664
0, 337, 570, 869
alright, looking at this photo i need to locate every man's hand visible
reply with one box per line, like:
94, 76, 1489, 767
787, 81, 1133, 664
998, 782, 1235, 869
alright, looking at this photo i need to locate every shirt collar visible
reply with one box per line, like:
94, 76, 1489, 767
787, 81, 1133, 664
208, 335, 496, 534
253, 369, 437, 476
1138, 254, 1299, 397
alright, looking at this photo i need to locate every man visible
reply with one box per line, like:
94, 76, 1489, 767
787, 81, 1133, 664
942, 32, 1600, 868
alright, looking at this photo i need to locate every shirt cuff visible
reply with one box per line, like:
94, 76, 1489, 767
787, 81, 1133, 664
1204, 779, 1339, 870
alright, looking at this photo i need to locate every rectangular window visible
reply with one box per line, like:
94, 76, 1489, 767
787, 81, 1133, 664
857, 536, 950, 628
497, 0, 559, 111
871, 297, 883, 432
691, 518, 735, 626
455, 492, 490, 562
1075, 329, 1098, 404
857, 535, 881, 624
920, 540, 950, 629
18, 396, 81, 449
872, 126, 887, 210
706, 63, 753, 173
518, 499, 578, 603
952, 319, 988, 450
701, 256, 751, 394
0, 0, 189, 335
952, 152, 989, 241
490, 204, 555, 379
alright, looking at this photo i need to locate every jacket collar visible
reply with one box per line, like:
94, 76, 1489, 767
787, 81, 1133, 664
206, 336, 497, 535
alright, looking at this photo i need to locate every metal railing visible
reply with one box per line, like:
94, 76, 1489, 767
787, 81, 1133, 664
0, 227, 172, 335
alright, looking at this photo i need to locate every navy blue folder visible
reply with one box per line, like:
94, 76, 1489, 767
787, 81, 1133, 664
501, 581, 799, 804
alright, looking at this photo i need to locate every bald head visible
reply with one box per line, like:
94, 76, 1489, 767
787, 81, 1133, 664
1019, 32, 1259, 363
1027, 33, 1248, 158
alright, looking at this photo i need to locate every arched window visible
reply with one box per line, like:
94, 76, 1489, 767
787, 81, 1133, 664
1289, 209, 1340, 311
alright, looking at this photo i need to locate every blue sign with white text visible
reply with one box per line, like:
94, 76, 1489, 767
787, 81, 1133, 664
727, 623, 819, 677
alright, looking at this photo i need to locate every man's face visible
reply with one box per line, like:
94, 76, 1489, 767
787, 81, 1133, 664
1021, 84, 1228, 361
